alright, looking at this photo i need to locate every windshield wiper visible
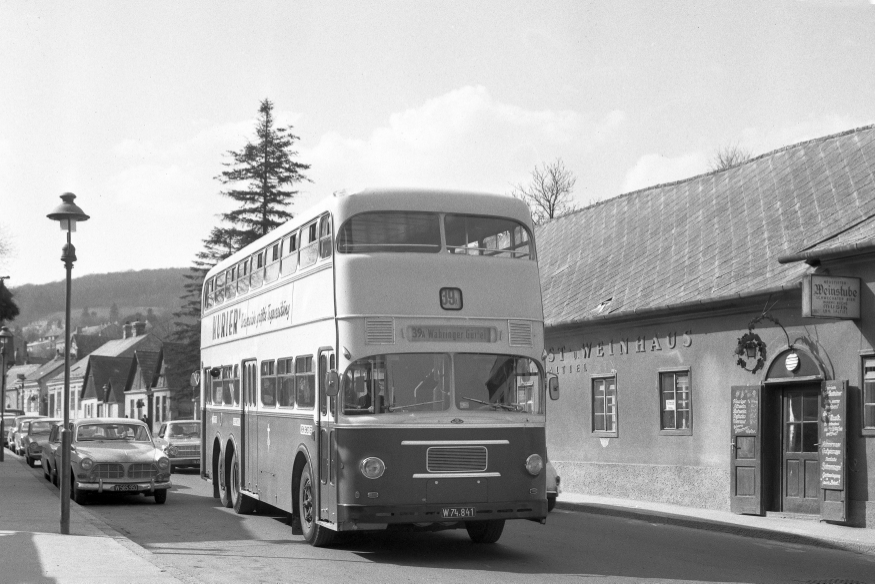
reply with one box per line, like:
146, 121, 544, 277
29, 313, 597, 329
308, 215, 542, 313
461, 397, 519, 411
389, 399, 443, 412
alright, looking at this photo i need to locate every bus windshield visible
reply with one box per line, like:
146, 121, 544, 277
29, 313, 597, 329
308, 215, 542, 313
342, 353, 543, 416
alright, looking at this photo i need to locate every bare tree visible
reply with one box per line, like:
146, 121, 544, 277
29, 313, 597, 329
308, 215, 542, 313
709, 144, 752, 172
511, 158, 578, 225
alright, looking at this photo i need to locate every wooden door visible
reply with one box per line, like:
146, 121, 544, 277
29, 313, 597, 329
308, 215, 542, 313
731, 385, 763, 515
781, 386, 820, 514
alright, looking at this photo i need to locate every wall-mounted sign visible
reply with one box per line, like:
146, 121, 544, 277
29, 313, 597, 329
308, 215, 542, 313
820, 380, 847, 490
802, 275, 860, 319
732, 387, 758, 436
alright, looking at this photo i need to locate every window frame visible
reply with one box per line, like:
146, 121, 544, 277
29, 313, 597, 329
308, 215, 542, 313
260, 360, 277, 408
296, 355, 315, 410
658, 368, 693, 436
277, 357, 296, 408
591, 373, 618, 438
281, 231, 299, 276
863, 356, 875, 437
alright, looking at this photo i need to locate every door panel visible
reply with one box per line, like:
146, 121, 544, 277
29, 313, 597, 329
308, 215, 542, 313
243, 360, 258, 493
730, 385, 762, 515
781, 387, 819, 514
318, 350, 336, 524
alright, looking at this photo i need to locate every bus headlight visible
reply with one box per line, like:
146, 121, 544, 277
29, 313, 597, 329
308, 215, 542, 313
360, 457, 386, 479
157, 457, 171, 471
525, 454, 543, 476
80, 458, 94, 471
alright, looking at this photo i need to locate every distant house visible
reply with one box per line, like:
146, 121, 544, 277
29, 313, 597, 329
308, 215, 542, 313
538, 125, 875, 527
3, 363, 40, 412
21, 357, 65, 416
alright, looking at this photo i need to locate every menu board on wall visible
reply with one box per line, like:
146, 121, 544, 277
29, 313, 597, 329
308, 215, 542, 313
732, 387, 759, 436
820, 380, 847, 490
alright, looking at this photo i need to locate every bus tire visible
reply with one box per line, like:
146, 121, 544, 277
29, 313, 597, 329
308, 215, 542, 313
218, 447, 232, 508
298, 464, 335, 547
465, 519, 505, 544
231, 449, 255, 514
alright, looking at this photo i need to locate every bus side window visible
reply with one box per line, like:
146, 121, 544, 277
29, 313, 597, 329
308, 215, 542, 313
296, 356, 315, 409
281, 232, 298, 276
251, 251, 265, 289
237, 259, 250, 295
204, 278, 214, 310
232, 364, 240, 405
265, 241, 281, 283
212, 369, 222, 405
319, 215, 332, 259
222, 366, 234, 405
300, 222, 318, 268
224, 266, 236, 300
277, 358, 295, 407
261, 360, 276, 407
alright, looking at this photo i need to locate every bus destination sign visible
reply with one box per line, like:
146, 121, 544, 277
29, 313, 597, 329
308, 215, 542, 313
407, 325, 497, 343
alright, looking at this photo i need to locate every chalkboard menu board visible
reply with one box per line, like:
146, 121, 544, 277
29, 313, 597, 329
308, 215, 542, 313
732, 387, 759, 436
820, 380, 847, 490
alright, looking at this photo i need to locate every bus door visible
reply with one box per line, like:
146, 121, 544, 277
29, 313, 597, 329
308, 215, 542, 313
243, 360, 258, 493
317, 349, 336, 523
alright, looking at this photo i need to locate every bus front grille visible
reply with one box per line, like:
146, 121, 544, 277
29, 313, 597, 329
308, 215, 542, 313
427, 446, 487, 473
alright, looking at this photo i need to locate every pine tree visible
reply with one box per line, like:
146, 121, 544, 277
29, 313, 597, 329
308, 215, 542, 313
215, 98, 311, 248
0, 279, 19, 323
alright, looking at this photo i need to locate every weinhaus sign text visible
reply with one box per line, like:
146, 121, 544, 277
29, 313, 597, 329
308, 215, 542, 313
547, 330, 693, 375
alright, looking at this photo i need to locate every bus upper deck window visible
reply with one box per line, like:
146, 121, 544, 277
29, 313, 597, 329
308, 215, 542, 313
224, 266, 236, 300
237, 259, 250, 295
300, 222, 319, 268
265, 242, 281, 283
319, 216, 332, 259
282, 232, 298, 276
336, 211, 441, 253
204, 278, 214, 310
213, 272, 225, 305
444, 214, 533, 260
251, 251, 265, 289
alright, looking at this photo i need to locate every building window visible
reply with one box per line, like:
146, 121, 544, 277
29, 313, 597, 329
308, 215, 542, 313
592, 375, 617, 437
660, 370, 692, 435
863, 358, 875, 436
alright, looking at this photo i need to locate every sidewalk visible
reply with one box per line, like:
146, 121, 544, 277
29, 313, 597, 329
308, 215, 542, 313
556, 492, 875, 556
0, 451, 190, 584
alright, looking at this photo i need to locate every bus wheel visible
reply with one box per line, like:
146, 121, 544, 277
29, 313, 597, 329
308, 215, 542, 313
465, 520, 505, 544
298, 464, 335, 547
218, 448, 232, 508
231, 449, 255, 514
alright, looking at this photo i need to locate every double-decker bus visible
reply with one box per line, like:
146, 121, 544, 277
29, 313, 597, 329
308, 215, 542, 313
198, 189, 557, 546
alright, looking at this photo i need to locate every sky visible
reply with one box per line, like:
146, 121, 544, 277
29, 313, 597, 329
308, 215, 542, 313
1, 0, 874, 287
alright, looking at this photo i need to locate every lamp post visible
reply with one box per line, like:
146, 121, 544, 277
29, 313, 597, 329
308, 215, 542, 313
0, 326, 13, 463
47, 192, 89, 535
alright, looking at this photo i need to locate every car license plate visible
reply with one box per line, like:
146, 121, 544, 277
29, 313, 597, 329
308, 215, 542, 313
114, 484, 140, 492
441, 507, 475, 518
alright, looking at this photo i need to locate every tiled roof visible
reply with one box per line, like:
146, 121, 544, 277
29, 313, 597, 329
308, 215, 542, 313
24, 356, 65, 382
82, 355, 134, 403
5, 364, 40, 389
49, 333, 163, 385
538, 125, 875, 328
72, 334, 110, 358
133, 350, 160, 388
159, 342, 192, 390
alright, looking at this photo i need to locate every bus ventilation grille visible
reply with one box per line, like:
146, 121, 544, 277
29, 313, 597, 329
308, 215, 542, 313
427, 446, 487, 473
508, 320, 533, 347
366, 318, 395, 344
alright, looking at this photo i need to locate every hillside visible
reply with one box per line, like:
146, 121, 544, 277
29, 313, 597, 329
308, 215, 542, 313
9, 267, 191, 328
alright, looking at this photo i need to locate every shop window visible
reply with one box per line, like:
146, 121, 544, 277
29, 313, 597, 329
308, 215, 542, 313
659, 370, 692, 435
261, 360, 276, 407
592, 375, 618, 437
863, 358, 875, 436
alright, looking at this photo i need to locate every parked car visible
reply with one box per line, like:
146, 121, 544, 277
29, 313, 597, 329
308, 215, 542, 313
1, 413, 22, 447
20, 418, 60, 467
7, 414, 45, 454
546, 458, 561, 512
154, 420, 201, 470
42, 418, 171, 505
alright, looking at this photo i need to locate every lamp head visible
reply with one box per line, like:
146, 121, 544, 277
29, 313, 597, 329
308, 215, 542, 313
47, 193, 90, 232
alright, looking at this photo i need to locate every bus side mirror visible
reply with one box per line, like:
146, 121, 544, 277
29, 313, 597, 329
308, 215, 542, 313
548, 375, 560, 400
325, 370, 340, 397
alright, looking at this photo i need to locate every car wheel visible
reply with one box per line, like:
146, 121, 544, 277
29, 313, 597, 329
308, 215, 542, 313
547, 496, 556, 512
298, 464, 335, 547
72, 476, 87, 505
231, 449, 255, 514
154, 489, 167, 504
218, 448, 232, 508
43, 460, 51, 481
52, 465, 59, 487
465, 520, 505, 544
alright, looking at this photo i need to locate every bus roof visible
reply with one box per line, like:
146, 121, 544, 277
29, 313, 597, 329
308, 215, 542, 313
206, 188, 534, 279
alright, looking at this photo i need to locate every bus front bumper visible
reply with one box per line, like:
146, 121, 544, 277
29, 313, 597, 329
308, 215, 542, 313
337, 499, 547, 530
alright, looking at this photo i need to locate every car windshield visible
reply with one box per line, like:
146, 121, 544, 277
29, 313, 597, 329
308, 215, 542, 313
168, 422, 200, 438
28, 421, 54, 435
342, 353, 543, 416
76, 423, 151, 442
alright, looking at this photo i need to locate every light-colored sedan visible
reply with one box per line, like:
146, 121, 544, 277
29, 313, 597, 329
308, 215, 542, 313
154, 420, 201, 470
20, 418, 60, 467
8, 414, 45, 454
43, 418, 171, 505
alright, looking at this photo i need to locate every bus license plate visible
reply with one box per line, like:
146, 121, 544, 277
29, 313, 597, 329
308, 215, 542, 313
114, 484, 140, 492
441, 507, 475, 518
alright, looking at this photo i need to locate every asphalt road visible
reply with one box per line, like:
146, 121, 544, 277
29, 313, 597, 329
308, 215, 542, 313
73, 469, 875, 584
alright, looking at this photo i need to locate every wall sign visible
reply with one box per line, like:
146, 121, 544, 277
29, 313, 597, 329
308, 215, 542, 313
820, 380, 847, 490
802, 275, 860, 319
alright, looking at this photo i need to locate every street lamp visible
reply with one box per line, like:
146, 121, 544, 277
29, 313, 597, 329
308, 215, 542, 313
0, 325, 14, 463
47, 192, 89, 535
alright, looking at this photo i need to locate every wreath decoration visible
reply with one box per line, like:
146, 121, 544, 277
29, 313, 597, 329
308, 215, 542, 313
734, 331, 767, 374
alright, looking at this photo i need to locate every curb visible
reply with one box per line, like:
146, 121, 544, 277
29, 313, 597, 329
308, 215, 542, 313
554, 500, 875, 557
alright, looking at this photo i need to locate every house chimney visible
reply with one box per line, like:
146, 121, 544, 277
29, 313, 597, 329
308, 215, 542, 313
133, 321, 146, 337
123, 322, 132, 339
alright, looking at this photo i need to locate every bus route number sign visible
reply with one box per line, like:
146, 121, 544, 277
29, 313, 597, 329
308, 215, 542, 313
441, 507, 475, 518
440, 287, 463, 311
